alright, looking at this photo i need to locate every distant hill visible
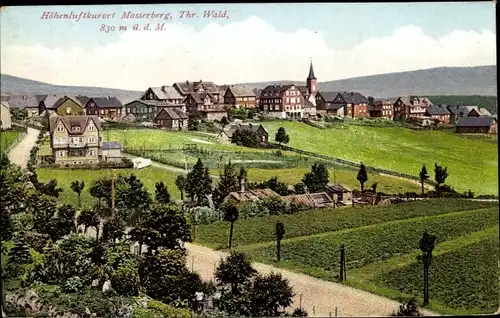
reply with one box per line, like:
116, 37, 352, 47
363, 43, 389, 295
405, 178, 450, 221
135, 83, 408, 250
0, 74, 142, 101
1, 65, 496, 106
238, 65, 497, 98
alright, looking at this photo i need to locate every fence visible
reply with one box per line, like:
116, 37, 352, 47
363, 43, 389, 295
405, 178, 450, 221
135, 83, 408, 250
269, 143, 437, 186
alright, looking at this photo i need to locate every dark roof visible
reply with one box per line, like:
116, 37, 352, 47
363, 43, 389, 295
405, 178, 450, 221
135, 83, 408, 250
49, 115, 101, 135
260, 84, 297, 97
319, 91, 342, 102
185, 92, 217, 104
456, 116, 497, 127
326, 103, 344, 111
102, 141, 122, 150
155, 107, 188, 120
296, 85, 308, 94
337, 92, 368, 104
174, 80, 219, 95
87, 96, 123, 108
307, 61, 316, 80
225, 85, 255, 97
304, 100, 314, 108
426, 105, 450, 115
221, 123, 268, 138
146, 86, 183, 100
447, 105, 479, 116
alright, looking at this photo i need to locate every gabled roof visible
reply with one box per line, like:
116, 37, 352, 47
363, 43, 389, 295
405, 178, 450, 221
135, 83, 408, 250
126, 99, 179, 107
319, 91, 342, 102
51, 96, 85, 109
148, 86, 183, 100
326, 103, 345, 111
336, 92, 368, 104
260, 84, 298, 97
86, 96, 123, 108
5, 95, 41, 108
42, 95, 85, 109
153, 107, 188, 121
296, 85, 308, 94
324, 184, 352, 193
447, 105, 479, 116
174, 80, 219, 95
221, 123, 268, 138
49, 115, 101, 135
281, 192, 333, 208
225, 85, 256, 97
479, 108, 492, 116
102, 141, 122, 150
185, 92, 217, 104
225, 188, 279, 202
456, 116, 497, 127
426, 105, 450, 115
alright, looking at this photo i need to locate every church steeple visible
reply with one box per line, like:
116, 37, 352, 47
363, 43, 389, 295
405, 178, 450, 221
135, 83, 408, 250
307, 60, 316, 80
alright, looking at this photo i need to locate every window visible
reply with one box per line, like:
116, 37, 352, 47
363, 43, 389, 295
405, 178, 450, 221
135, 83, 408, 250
79, 137, 83, 143
89, 149, 95, 156
72, 126, 80, 132
66, 106, 71, 114
59, 137, 66, 144
88, 124, 94, 131
59, 151, 64, 157
88, 136, 96, 143
101, 110, 105, 114
57, 125, 64, 132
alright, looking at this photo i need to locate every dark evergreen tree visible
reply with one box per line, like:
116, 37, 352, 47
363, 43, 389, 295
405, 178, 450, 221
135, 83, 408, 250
186, 158, 212, 205
214, 161, 239, 206
419, 232, 437, 306
275, 222, 285, 262
154, 181, 171, 204
70, 180, 85, 207
175, 174, 187, 201
419, 165, 429, 196
434, 163, 449, 198
275, 127, 290, 145
356, 163, 368, 192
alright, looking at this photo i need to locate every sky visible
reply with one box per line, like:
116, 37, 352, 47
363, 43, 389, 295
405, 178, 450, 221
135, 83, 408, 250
0, 3, 496, 91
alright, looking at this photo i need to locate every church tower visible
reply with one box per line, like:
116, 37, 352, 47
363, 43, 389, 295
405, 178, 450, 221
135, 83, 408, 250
306, 60, 318, 106
306, 60, 318, 96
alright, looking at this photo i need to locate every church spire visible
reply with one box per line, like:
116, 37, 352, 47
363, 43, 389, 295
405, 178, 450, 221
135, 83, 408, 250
308, 60, 316, 80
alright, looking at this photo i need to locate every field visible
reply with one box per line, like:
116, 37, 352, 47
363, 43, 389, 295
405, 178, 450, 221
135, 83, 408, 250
194, 199, 499, 314
107, 129, 423, 194
0, 130, 22, 152
36, 166, 183, 208
261, 121, 498, 195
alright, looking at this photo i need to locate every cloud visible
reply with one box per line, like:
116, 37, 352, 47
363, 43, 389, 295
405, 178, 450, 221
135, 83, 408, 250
1, 16, 496, 90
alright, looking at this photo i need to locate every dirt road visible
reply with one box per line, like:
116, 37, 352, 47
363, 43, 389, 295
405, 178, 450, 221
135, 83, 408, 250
8, 127, 40, 168
186, 243, 438, 317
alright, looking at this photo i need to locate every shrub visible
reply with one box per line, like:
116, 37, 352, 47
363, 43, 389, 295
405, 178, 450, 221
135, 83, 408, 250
190, 206, 221, 225
147, 300, 191, 318
111, 266, 140, 296
63, 276, 83, 293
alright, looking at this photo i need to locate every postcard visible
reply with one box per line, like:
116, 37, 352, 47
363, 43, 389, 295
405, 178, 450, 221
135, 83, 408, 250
0, 2, 497, 318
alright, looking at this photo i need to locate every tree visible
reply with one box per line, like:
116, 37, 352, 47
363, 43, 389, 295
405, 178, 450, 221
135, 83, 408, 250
175, 174, 187, 201
249, 273, 294, 317
154, 181, 171, 204
224, 203, 239, 249
294, 183, 306, 194
49, 204, 77, 241
214, 161, 239, 206
419, 232, 437, 306
115, 174, 152, 225
111, 266, 140, 296
140, 203, 191, 254
434, 163, 448, 198
220, 116, 230, 129
390, 299, 423, 316
302, 163, 329, 193
231, 129, 261, 148
262, 196, 288, 215
70, 180, 85, 207
102, 216, 126, 243
6, 234, 33, 278
356, 164, 368, 192
275, 222, 285, 262
275, 127, 290, 146
216, 251, 256, 295
77, 208, 100, 236
26, 193, 57, 236
419, 165, 429, 196
186, 158, 213, 205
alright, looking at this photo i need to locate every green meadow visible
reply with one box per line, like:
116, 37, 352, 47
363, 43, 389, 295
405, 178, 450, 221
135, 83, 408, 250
261, 121, 498, 195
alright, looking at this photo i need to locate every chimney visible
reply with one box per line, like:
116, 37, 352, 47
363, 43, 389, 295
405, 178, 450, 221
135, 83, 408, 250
162, 85, 166, 92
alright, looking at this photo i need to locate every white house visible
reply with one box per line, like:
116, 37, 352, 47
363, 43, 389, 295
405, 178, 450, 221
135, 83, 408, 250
1, 101, 12, 129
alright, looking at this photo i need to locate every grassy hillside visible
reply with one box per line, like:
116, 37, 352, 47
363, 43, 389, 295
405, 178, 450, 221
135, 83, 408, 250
428, 95, 497, 113
0, 130, 22, 152
261, 121, 498, 195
